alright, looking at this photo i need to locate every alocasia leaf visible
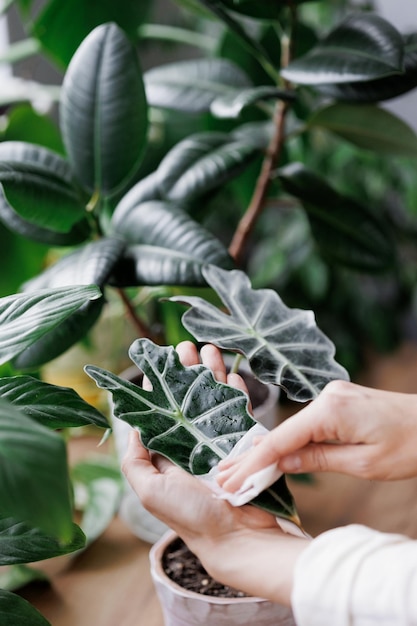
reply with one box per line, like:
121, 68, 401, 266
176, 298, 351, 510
85, 338, 299, 524
170, 266, 349, 402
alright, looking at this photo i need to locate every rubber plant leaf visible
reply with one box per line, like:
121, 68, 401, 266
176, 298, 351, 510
156, 132, 258, 205
144, 58, 251, 113
0, 284, 101, 366
277, 162, 397, 272
170, 266, 349, 402
110, 200, 234, 286
0, 142, 90, 244
85, 338, 300, 525
308, 103, 417, 158
210, 86, 295, 119
0, 518, 85, 566
0, 590, 50, 626
32, 0, 152, 68
281, 13, 405, 85
316, 33, 417, 103
60, 23, 148, 196
0, 376, 108, 429
0, 399, 73, 542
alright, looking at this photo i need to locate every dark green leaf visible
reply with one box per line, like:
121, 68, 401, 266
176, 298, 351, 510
0, 400, 73, 541
316, 33, 417, 102
281, 13, 404, 85
308, 103, 417, 157
211, 86, 294, 118
156, 132, 258, 203
32, 0, 152, 67
0, 376, 108, 429
216, 0, 282, 19
0, 285, 101, 366
1, 105, 65, 154
0, 517, 85, 565
171, 265, 349, 402
277, 162, 397, 271
110, 172, 161, 231
144, 58, 251, 113
60, 23, 148, 196
0, 590, 50, 626
85, 339, 299, 524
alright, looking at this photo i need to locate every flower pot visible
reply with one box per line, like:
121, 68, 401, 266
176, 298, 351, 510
150, 530, 296, 626
112, 360, 280, 543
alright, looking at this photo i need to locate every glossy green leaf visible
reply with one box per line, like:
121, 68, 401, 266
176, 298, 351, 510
156, 132, 258, 203
277, 162, 398, 271
316, 33, 417, 102
211, 86, 294, 118
144, 58, 251, 113
111, 200, 234, 286
170, 266, 349, 402
0, 399, 73, 541
0, 376, 108, 429
0, 590, 50, 626
0, 285, 101, 366
32, 0, 152, 68
281, 13, 405, 85
60, 23, 148, 196
85, 339, 299, 524
110, 172, 161, 232
308, 103, 417, 157
0, 142, 89, 242
0, 517, 85, 565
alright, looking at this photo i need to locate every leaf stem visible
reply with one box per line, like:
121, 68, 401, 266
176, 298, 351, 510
230, 353, 243, 374
116, 288, 159, 342
138, 24, 216, 52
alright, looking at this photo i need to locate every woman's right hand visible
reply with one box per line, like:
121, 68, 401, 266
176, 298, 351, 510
217, 380, 417, 492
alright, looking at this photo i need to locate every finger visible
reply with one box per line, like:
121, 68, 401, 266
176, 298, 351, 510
176, 341, 200, 366
279, 442, 374, 477
143, 374, 152, 391
201, 344, 226, 383
121, 430, 159, 483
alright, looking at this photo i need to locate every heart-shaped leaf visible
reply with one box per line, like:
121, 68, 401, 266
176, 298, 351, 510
308, 103, 417, 157
85, 339, 299, 523
277, 162, 397, 272
316, 33, 417, 102
144, 58, 251, 112
0, 517, 85, 566
0, 285, 101, 366
281, 13, 404, 85
0, 399, 73, 541
60, 23, 148, 196
0, 376, 108, 429
156, 133, 258, 204
0, 590, 50, 626
170, 266, 349, 402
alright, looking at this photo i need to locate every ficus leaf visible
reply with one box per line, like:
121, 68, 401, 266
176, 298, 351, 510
281, 13, 405, 85
210, 86, 294, 118
170, 265, 349, 402
0, 590, 50, 626
85, 339, 299, 523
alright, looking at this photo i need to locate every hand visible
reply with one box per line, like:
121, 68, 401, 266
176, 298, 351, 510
217, 380, 417, 493
122, 341, 308, 604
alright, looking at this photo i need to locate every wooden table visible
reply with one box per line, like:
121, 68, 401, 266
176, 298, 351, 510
21, 342, 417, 625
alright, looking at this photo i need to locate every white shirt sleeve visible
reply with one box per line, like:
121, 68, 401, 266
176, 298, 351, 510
291, 524, 417, 626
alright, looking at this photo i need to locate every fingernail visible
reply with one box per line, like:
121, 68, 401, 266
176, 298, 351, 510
279, 455, 302, 472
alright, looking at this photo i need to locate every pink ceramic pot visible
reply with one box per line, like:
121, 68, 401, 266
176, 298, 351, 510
149, 530, 296, 626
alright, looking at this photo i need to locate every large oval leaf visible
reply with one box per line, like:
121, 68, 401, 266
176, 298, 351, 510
144, 58, 251, 113
308, 103, 417, 157
0, 285, 101, 366
0, 399, 73, 541
281, 13, 405, 85
156, 132, 258, 204
110, 200, 233, 286
110, 172, 161, 231
0, 517, 85, 565
210, 86, 294, 118
85, 339, 299, 524
316, 33, 417, 102
60, 23, 148, 196
0, 376, 108, 429
277, 162, 397, 272
170, 265, 349, 402
0, 590, 50, 626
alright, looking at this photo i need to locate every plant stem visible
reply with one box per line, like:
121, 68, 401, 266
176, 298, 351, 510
116, 288, 157, 342
228, 98, 290, 264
